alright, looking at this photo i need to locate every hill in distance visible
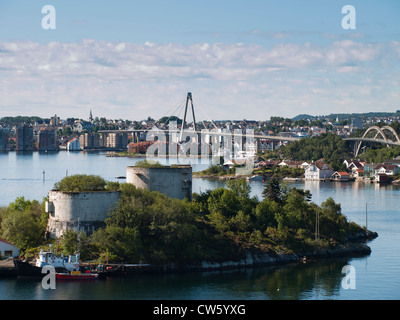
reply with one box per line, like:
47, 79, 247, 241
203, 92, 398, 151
292, 111, 400, 122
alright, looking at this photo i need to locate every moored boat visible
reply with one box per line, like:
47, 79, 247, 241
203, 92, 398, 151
56, 270, 99, 280
14, 244, 82, 278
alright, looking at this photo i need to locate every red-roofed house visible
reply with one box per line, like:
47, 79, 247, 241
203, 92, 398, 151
332, 171, 350, 181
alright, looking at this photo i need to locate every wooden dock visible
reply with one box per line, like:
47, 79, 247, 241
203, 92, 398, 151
0, 260, 17, 277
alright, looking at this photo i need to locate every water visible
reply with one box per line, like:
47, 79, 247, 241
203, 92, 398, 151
0, 151, 399, 300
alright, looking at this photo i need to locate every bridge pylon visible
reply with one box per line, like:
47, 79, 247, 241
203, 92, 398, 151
179, 92, 197, 142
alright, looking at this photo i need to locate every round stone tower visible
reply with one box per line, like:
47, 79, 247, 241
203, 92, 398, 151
46, 190, 120, 238
126, 165, 192, 201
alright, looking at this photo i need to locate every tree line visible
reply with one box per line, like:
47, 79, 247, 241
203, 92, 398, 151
275, 133, 351, 171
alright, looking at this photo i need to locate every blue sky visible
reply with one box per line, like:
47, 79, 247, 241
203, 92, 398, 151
0, 0, 399, 121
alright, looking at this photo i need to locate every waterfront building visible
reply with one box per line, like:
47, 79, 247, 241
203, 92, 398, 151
106, 133, 128, 149
0, 237, 20, 258
305, 159, 334, 180
16, 125, 33, 151
374, 172, 389, 183
67, 137, 80, 151
332, 171, 350, 181
127, 141, 155, 154
79, 133, 101, 150
38, 129, 58, 151
363, 163, 377, 178
0, 128, 9, 151
374, 164, 400, 176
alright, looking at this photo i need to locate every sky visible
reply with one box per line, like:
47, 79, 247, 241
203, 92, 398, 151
0, 0, 399, 121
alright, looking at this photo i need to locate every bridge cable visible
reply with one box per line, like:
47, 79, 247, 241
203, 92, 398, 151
158, 98, 186, 127
194, 101, 218, 130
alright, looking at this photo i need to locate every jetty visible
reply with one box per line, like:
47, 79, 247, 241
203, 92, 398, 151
0, 259, 16, 277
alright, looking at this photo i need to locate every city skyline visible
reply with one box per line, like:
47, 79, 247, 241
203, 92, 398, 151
0, 1, 399, 121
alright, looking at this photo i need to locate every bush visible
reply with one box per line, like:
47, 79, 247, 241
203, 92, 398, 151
134, 160, 164, 168
53, 174, 107, 192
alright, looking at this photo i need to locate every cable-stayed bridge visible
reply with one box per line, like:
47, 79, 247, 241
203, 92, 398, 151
99, 92, 299, 144
98, 93, 400, 157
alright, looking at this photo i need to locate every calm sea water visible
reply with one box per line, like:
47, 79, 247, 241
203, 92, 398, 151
0, 151, 399, 300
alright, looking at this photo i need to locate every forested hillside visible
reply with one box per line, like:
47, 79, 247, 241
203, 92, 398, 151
277, 133, 351, 171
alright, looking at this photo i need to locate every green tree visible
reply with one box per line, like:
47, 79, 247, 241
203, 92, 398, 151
59, 230, 92, 260
226, 178, 258, 214
91, 226, 142, 262
207, 188, 240, 218
228, 210, 253, 233
254, 199, 279, 229
8, 196, 39, 212
283, 188, 314, 231
0, 197, 47, 251
262, 177, 283, 204
226, 178, 251, 199
319, 197, 348, 241
1, 210, 43, 251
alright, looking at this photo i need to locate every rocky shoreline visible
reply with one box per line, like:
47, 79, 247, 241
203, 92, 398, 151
100, 232, 378, 274
177, 238, 376, 273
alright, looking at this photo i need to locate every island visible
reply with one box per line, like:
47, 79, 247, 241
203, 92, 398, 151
0, 174, 377, 275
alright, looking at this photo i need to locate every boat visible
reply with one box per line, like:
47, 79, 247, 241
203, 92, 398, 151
15, 222, 104, 280
14, 244, 82, 278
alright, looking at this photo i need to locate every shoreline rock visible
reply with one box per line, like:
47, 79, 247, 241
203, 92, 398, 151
180, 241, 373, 273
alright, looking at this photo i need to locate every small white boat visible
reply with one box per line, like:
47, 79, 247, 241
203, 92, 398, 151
14, 244, 81, 278
36, 245, 81, 271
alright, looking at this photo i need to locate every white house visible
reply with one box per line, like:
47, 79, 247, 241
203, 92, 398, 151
305, 159, 334, 180
347, 161, 365, 177
375, 164, 400, 176
0, 237, 20, 257
67, 137, 80, 151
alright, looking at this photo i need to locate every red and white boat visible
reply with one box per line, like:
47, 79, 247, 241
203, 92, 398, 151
56, 270, 99, 280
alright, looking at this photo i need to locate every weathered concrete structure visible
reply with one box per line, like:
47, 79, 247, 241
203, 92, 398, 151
46, 191, 120, 238
126, 165, 192, 200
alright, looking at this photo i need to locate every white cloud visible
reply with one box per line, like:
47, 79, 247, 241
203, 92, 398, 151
0, 39, 398, 120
